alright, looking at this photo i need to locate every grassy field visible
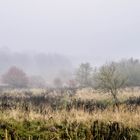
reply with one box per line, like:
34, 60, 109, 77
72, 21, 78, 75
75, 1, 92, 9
0, 88, 140, 139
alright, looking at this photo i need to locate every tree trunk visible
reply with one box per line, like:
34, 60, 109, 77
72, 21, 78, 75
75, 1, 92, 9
111, 90, 119, 111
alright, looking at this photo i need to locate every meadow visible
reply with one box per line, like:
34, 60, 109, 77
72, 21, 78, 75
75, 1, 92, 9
0, 88, 140, 140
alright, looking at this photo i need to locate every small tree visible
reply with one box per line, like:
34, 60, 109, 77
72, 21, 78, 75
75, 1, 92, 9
95, 63, 126, 104
2, 66, 28, 88
76, 63, 93, 87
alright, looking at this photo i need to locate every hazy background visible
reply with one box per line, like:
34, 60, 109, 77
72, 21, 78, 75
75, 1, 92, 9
0, 0, 140, 79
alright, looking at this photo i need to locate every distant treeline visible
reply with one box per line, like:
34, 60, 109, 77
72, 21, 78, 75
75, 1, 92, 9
0, 48, 73, 81
76, 58, 140, 88
115, 58, 140, 87
0, 48, 140, 89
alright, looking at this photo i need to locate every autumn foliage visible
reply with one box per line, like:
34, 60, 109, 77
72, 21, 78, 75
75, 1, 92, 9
2, 66, 28, 88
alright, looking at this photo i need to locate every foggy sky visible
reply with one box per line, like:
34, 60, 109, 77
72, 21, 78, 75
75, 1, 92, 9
0, 0, 140, 65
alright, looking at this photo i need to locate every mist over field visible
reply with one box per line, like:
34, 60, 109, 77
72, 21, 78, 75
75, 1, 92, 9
0, 0, 140, 86
0, 47, 73, 81
0, 0, 140, 64
0, 1, 140, 139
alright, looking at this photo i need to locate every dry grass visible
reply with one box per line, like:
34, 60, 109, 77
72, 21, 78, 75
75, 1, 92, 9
2, 87, 140, 100
0, 88, 140, 130
74, 88, 140, 102
0, 105, 139, 129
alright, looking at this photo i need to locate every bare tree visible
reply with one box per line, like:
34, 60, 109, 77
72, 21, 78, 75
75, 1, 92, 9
95, 63, 126, 105
2, 66, 28, 88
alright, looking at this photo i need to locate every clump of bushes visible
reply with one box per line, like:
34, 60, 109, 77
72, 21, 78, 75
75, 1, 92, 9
125, 97, 140, 106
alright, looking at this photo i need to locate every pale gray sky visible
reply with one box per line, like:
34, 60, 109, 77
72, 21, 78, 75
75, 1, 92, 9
0, 0, 140, 64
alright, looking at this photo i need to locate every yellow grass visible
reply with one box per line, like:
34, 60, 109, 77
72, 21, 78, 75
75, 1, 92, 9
0, 105, 140, 129
0, 88, 140, 129
74, 88, 140, 102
